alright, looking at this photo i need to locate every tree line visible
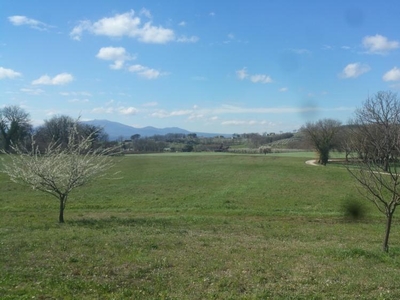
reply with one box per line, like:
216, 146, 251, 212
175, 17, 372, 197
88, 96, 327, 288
0, 109, 109, 153
0, 106, 297, 154
123, 131, 296, 153
302, 91, 400, 252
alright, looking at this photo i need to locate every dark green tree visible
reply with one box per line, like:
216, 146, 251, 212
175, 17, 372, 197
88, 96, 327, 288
0, 106, 32, 152
302, 119, 342, 165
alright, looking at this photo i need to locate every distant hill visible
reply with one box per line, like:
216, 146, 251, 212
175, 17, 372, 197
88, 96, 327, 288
82, 119, 231, 140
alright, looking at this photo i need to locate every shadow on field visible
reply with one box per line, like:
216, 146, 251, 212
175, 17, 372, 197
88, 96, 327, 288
70, 216, 172, 229
341, 196, 369, 223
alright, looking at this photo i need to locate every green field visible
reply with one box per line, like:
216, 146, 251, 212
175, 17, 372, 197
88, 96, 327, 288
1, 153, 400, 299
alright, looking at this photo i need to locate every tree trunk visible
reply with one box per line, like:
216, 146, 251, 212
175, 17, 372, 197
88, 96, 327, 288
384, 157, 389, 173
320, 149, 329, 166
3, 136, 11, 153
383, 213, 393, 252
59, 196, 66, 223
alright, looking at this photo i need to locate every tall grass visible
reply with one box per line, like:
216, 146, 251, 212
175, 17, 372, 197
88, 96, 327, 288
1, 153, 399, 299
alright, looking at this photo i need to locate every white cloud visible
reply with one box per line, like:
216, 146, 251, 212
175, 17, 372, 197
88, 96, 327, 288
69, 21, 91, 41
236, 67, 273, 83
60, 91, 92, 97
96, 46, 134, 69
142, 102, 158, 107
140, 8, 152, 19
32, 73, 74, 85
151, 109, 193, 118
91, 97, 138, 115
170, 110, 192, 116
221, 120, 248, 125
211, 104, 352, 115
150, 105, 352, 121
128, 64, 165, 79
70, 10, 175, 44
8, 15, 52, 31
340, 63, 370, 78
209, 12, 216, 17
178, 21, 186, 26
279, 87, 288, 92
20, 88, 44, 95
187, 113, 204, 120
92, 106, 114, 114
176, 35, 199, 43
68, 98, 89, 103
290, 48, 311, 54
96, 46, 131, 60
138, 69, 161, 79
150, 110, 168, 118
118, 106, 138, 115
111, 61, 125, 70
45, 110, 58, 116
383, 67, 400, 82
221, 120, 273, 126
0, 67, 21, 79
139, 22, 175, 43
236, 68, 248, 80
250, 74, 273, 84
362, 34, 399, 54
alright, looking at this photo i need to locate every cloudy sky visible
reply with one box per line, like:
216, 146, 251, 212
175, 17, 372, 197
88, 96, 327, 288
1, 0, 399, 134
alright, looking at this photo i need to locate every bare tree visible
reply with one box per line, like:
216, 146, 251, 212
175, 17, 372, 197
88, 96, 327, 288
0, 106, 32, 152
301, 119, 342, 165
35, 115, 108, 151
347, 91, 400, 252
334, 125, 353, 162
1, 122, 119, 223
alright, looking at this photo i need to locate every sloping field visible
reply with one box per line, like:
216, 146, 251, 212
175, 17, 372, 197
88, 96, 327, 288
1, 153, 399, 299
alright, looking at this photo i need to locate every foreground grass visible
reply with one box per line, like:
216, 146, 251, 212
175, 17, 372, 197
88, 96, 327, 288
1, 153, 400, 299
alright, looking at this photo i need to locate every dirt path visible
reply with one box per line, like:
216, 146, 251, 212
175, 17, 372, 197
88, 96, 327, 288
305, 160, 320, 166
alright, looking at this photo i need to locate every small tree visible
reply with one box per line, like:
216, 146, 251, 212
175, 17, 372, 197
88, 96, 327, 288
1, 123, 119, 223
347, 91, 400, 252
301, 119, 342, 165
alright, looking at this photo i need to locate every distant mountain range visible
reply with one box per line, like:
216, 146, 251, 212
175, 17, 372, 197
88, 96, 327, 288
82, 119, 231, 140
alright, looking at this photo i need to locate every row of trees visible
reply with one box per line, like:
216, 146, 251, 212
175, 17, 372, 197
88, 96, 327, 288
122, 131, 296, 153
0, 107, 109, 153
302, 91, 400, 252
1, 105, 297, 154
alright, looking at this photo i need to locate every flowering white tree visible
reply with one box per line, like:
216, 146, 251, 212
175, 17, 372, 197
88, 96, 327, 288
1, 123, 119, 223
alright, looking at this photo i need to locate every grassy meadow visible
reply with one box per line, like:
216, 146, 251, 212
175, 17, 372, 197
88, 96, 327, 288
1, 152, 400, 299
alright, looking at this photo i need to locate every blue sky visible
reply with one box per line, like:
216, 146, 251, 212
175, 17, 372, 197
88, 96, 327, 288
1, 0, 400, 134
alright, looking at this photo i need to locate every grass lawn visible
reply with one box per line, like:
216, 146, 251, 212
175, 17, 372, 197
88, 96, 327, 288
1, 153, 400, 299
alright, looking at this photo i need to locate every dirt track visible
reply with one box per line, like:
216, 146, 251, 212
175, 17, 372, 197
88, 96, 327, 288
305, 160, 320, 166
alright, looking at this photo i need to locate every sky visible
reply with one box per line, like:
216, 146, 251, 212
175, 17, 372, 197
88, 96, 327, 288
1, 0, 400, 134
